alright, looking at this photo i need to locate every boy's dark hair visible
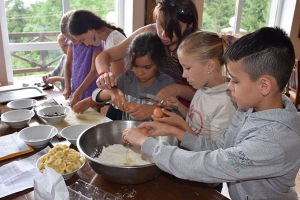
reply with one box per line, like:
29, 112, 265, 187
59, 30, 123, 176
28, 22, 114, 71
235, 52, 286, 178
68, 9, 126, 37
126, 32, 166, 79
223, 27, 295, 91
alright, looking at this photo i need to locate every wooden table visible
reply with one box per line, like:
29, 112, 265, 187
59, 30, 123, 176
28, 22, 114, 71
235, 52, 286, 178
0, 87, 229, 200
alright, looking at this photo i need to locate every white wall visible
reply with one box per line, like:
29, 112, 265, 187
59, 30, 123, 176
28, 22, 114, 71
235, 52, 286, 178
0, 0, 13, 85
279, 0, 296, 35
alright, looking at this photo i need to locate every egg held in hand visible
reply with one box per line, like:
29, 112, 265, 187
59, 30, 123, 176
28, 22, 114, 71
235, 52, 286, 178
139, 127, 149, 135
127, 102, 137, 110
153, 108, 164, 118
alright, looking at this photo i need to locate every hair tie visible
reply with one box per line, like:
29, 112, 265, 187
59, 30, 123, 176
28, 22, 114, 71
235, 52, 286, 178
227, 35, 233, 45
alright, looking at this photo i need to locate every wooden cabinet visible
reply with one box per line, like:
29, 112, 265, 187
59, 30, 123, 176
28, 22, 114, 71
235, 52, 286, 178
145, 0, 156, 25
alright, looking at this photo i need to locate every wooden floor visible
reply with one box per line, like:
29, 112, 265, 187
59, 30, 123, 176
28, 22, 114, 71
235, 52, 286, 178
221, 169, 300, 199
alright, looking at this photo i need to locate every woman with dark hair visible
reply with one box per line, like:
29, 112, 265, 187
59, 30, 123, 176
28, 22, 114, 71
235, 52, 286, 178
96, 0, 199, 112
66, 9, 127, 114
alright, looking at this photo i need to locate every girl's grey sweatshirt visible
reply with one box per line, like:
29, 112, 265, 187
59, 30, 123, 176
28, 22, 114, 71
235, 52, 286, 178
142, 95, 300, 200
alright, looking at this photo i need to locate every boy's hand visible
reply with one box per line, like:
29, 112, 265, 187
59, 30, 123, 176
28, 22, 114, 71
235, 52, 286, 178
137, 121, 185, 140
122, 126, 148, 148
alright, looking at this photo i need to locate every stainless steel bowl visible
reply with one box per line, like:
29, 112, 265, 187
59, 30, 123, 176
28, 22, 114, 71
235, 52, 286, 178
77, 120, 178, 184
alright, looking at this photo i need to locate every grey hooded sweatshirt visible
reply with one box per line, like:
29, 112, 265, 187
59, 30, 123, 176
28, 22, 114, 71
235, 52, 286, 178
142, 95, 300, 200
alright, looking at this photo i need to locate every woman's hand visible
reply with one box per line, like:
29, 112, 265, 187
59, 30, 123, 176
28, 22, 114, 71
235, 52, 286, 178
156, 85, 179, 101
157, 96, 179, 110
122, 126, 148, 148
96, 71, 117, 89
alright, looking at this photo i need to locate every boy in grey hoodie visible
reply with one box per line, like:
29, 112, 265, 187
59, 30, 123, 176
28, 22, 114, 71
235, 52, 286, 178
122, 27, 300, 200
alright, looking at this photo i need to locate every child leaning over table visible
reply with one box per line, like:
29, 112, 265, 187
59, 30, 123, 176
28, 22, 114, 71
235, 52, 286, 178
122, 27, 300, 200
91, 32, 175, 120
42, 33, 68, 90
154, 31, 237, 141
153, 30, 237, 192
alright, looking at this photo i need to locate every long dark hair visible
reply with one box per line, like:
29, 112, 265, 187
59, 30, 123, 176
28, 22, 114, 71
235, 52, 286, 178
153, 0, 198, 43
68, 9, 126, 37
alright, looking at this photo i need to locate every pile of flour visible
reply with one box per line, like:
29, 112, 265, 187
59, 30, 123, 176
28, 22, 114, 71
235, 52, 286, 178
95, 144, 153, 166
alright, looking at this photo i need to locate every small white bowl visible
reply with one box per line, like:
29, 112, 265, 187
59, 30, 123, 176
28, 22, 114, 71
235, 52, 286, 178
1, 110, 35, 128
36, 155, 85, 180
60, 125, 93, 146
18, 125, 58, 148
37, 105, 70, 124
7, 99, 37, 110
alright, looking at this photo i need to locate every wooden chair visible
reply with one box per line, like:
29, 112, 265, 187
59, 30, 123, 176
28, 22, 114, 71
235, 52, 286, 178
285, 59, 300, 110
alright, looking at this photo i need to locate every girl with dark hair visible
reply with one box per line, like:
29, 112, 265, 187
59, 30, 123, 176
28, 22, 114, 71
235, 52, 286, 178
91, 32, 175, 120
95, 0, 199, 109
65, 10, 127, 114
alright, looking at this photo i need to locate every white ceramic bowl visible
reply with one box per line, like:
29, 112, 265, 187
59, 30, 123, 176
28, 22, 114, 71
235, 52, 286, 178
37, 105, 70, 124
60, 125, 93, 146
7, 99, 37, 110
18, 125, 58, 148
1, 110, 35, 128
36, 154, 85, 180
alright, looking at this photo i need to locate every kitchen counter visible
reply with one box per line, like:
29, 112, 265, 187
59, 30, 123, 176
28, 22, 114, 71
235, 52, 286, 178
0, 87, 229, 200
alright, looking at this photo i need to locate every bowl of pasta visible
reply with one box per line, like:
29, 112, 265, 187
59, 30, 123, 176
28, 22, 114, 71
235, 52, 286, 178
36, 144, 86, 180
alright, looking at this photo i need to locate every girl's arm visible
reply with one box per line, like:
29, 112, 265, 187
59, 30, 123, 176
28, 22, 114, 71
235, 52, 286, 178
156, 84, 196, 102
70, 49, 102, 107
63, 46, 73, 99
95, 24, 153, 88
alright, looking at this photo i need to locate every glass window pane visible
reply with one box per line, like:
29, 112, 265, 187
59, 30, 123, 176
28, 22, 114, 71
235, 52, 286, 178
202, 0, 236, 33
4, 0, 62, 43
70, 0, 116, 23
202, 0, 274, 36
12, 49, 61, 73
241, 0, 272, 33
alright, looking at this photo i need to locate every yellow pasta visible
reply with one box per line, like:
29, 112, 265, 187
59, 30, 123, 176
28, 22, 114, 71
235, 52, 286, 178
38, 144, 86, 175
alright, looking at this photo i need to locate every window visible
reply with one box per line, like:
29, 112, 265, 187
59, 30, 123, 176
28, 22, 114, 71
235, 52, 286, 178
2, 0, 117, 80
202, 0, 279, 36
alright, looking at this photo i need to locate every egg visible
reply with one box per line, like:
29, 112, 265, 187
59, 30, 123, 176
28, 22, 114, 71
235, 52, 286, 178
153, 108, 164, 118
139, 127, 148, 135
127, 102, 137, 110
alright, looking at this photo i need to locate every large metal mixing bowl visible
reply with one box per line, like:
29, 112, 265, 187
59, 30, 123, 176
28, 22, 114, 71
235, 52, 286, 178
77, 120, 178, 184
